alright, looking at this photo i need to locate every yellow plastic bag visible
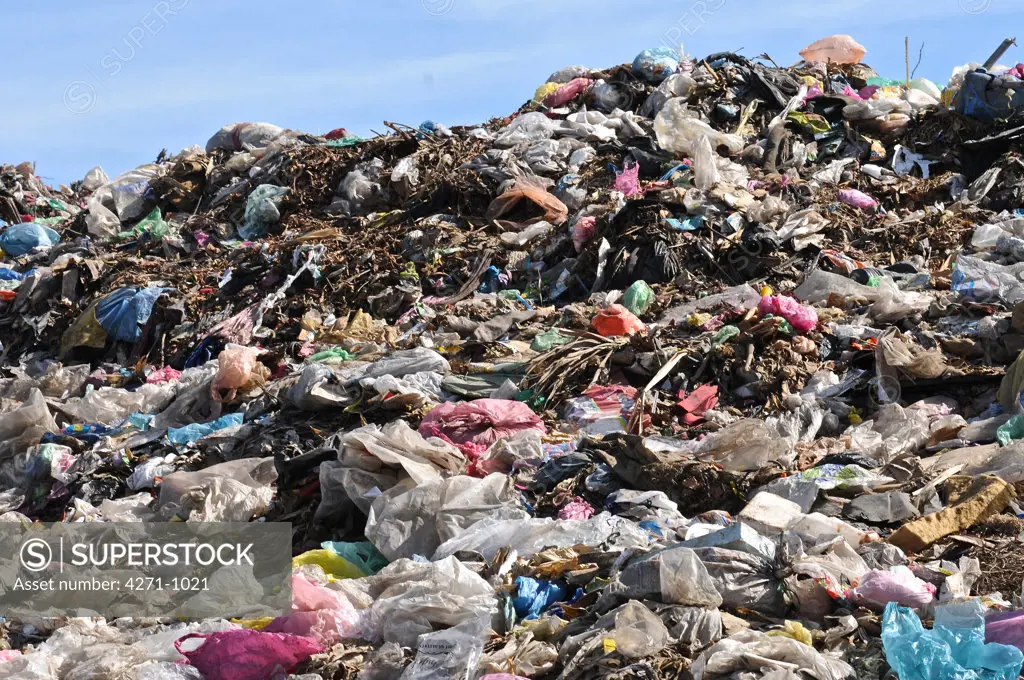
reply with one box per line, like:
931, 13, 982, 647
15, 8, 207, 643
533, 82, 560, 103
292, 549, 365, 580
231, 616, 274, 630
767, 620, 813, 646
60, 304, 108, 359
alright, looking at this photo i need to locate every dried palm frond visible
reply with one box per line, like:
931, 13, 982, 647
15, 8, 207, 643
524, 329, 628, 408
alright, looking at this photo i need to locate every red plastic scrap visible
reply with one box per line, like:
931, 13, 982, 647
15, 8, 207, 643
419, 398, 547, 458
591, 304, 645, 337
677, 384, 719, 425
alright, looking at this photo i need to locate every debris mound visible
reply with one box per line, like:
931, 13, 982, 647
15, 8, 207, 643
5, 36, 1024, 680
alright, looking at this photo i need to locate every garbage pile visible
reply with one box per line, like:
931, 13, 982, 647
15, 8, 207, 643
7, 34, 1024, 680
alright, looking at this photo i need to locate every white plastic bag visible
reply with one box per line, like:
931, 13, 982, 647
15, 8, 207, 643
85, 194, 121, 238
494, 112, 558, 148
608, 545, 723, 607
366, 473, 525, 561
691, 547, 786, 615
655, 98, 745, 156
641, 73, 696, 117
400, 620, 487, 680
108, 164, 166, 221
357, 556, 497, 646
693, 135, 720, 191
795, 269, 886, 305
433, 512, 650, 561
500, 221, 553, 247
0, 389, 58, 458
606, 601, 670, 658
81, 166, 109, 191
391, 157, 421, 198
692, 630, 854, 680
158, 457, 277, 521
205, 121, 286, 152
697, 419, 793, 472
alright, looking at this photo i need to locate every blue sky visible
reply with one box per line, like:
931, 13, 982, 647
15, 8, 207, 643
2, 0, 1021, 186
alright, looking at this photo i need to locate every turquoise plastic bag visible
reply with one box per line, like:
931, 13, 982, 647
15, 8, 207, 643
321, 540, 388, 576
996, 414, 1024, 446
882, 601, 1023, 680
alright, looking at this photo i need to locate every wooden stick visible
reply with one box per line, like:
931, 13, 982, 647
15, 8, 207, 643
905, 37, 910, 87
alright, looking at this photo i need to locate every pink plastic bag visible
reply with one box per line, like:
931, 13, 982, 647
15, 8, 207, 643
572, 216, 597, 252
212, 345, 262, 402
847, 566, 936, 609
558, 497, 595, 520
292, 573, 357, 613
678, 383, 719, 425
263, 610, 355, 645
147, 365, 182, 384
758, 295, 818, 333
0, 650, 21, 662
838, 189, 878, 211
803, 84, 824, 103
543, 78, 593, 108
613, 162, 642, 196
799, 35, 867, 64
419, 399, 546, 453
264, 574, 361, 644
175, 630, 324, 680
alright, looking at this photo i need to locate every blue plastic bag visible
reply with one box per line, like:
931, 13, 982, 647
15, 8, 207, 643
0, 223, 60, 256
954, 71, 1024, 122
512, 576, 566, 620
632, 47, 680, 83
167, 413, 244, 447
95, 286, 171, 343
882, 601, 1023, 680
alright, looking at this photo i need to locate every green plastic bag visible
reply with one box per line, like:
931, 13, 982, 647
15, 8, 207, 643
997, 414, 1024, 446
867, 76, 905, 87
711, 325, 740, 346
622, 281, 654, 316
325, 136, 367, 147
531, 329, 570, 352
119, 207, 170, 241
515, 389, 546, 412
308, 347, 355, 363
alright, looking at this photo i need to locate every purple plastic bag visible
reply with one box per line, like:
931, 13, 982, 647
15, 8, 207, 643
175, 629, 324, 680
988, 610, 1024, 651
838, 188, 878, 211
